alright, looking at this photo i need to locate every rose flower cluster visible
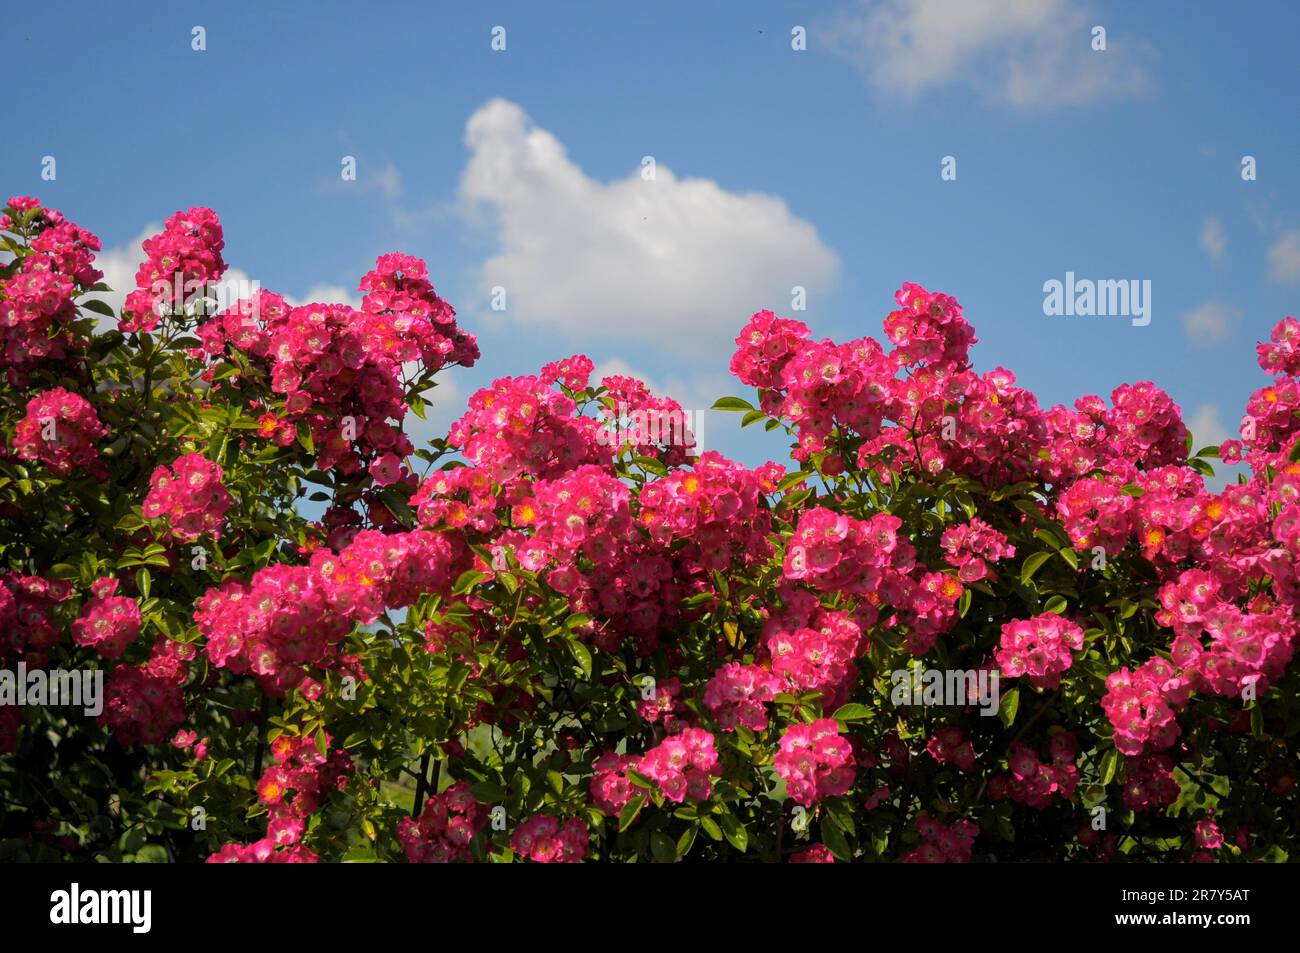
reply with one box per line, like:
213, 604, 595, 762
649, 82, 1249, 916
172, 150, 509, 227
4, 196, 1299, 866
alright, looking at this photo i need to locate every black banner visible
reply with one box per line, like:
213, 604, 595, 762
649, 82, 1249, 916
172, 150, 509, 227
8, 861, 1283, 941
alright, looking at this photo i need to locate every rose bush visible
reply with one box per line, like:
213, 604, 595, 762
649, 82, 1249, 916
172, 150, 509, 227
1, 196, 1298, 863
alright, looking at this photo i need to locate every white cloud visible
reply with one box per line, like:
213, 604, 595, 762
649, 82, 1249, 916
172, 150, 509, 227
823, 0, 1150, 109
1180, 301, 1240, 347
1200, 217, 1226, 265
1188, 404, 1230, 449
1268, 230, 1300, 285
459, 99, 838, 356
372, 163, 403, 200
284, 285, 362, 309
321, 159, 403, 200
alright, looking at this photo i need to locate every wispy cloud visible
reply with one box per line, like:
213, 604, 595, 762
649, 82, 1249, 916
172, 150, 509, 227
1179, 301, 1241, 347
318, 158, 403, 199
1268, 230, 1300, 285
283, 285, 362, 309
822, 0, 1151, 109
1200, 216, 1226, 265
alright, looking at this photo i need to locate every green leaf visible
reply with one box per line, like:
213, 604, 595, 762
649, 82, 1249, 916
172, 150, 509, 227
626, 768, 656, 790
618, 794, 646, 832
1043, 595, 1067, 615
1020, 552, 1052, 586
81, 298, 116, 318
341, 846, 380, 863
1098, 748, 1120, 786
821, 811, 853, 861
718, 813, 748, 853
777, 470, 812, 493
676, 823, 698, 858
471, 781, 507, 803
133, 844, 168, 863
711, 396, 755, 411
569, 640, 593, 680
296, 419, 315, 453
1012, 499, 1047, 522
547, 770, 565, 795
1033, 526, 1069, 550
832, 703, 873, 726
47, 563, 78, 580
633, 455, 669, 477
823, 797, 855, 836
650, 831, 677, 863
998, 687, 1020, 728
452, 570, 488, 596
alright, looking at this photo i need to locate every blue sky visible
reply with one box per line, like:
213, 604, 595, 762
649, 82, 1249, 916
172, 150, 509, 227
7, 0, 1300, 471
